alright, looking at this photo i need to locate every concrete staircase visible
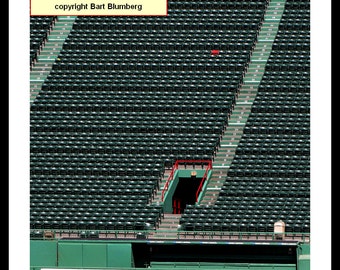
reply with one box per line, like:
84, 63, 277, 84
199, 0, 286, 206
30, 16, 76, 104
152, 168, 173, 204
150, 214, 181, 239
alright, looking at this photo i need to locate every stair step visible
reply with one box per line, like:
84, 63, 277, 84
30, 18, 75, 104
198, 0, 283, 207
161, 219, 181, 223
153, 214, 182, 237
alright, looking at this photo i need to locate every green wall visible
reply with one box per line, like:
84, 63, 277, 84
297, 243, 310, 270
30, 240, 133, 269
30, 240, 309, 270
107, 243, 134, 268
30, 240, 58, 267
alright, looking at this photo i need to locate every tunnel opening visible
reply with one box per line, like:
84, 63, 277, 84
172, 175, 201, 214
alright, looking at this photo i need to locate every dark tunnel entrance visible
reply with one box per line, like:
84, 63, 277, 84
172, 176, 201, 214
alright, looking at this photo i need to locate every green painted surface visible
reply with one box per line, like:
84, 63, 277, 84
163, 169, 210, 212
58, 242, 83, 267
177, 169, 207, 178
163, 171, 179, 213
30, 240, 309, 270
31, 240, 133, 268
107, 243, 133, 268
299, 243, 310, 255
297, 257, 310, 270
297, 244, 310, 270
197, 170, 213, 203
83, 243, 107, 268
30, 240, 58, 267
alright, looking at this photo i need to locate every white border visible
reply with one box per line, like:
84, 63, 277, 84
9, 0, 30, 269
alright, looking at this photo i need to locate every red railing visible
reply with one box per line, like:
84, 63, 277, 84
195, 161, 213, 202
161, 159, 213, 202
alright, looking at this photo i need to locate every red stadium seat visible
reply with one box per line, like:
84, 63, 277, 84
211, 49, 220, 56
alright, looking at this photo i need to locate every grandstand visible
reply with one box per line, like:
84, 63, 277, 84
28, 0, 312, 269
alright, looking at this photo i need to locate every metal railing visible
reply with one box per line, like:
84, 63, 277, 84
30, 228, 310, 243
161, 159, 213, 201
